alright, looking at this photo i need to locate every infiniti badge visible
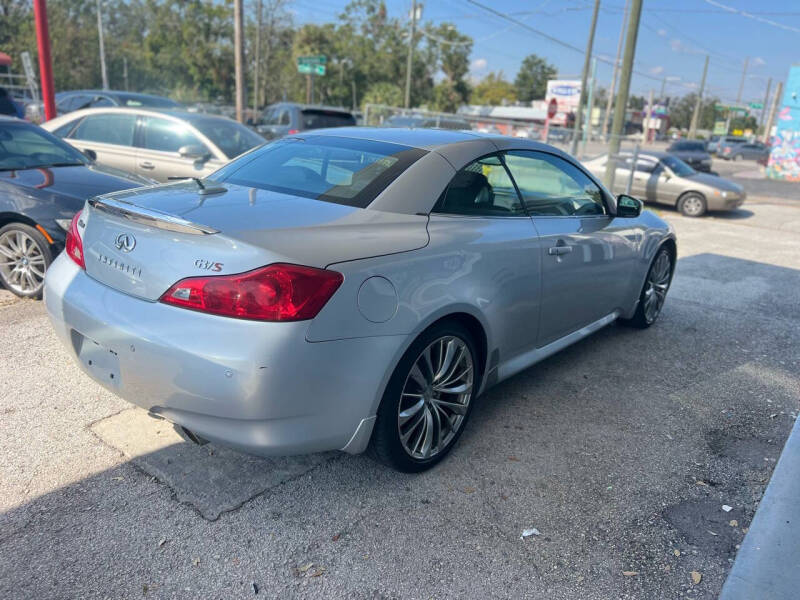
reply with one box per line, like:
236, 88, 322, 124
114, 233, 136, 253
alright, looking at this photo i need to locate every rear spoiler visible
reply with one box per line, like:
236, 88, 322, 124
88, 197, 219, 235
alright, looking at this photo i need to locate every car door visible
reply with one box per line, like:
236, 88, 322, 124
504, 149, 637, 347
66, 111, 139, 173
429, 153, 543, 360
137, 115, 219, 182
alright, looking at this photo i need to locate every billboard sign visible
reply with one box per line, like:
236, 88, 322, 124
546, 80, 581, 125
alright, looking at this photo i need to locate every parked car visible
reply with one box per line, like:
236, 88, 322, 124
42, 107, 265, 182
719, 140, 770, 162
26, 90, 182, 122
710, 135, 745, 155
0, 116, 149, 297
257, 103, 356, 139
385, 114, 472, 130
45, 128, 676, 471
583, 150, 745, 217
665, 140, 712, 173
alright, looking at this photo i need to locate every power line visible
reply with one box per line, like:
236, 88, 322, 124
703, 0, 800, 34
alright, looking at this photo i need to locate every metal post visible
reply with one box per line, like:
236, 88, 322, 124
643, 88, 653, 144
570, 0, 600, 156
762, 81, 782, 144
726, 57, 748, 133
96, 0, 108, 89
602, 0, 628, 141
253, 0, 262, 115
759, 77, 772, 129
580, 58, 597, 158
32, 0, 56, 121
404, 0, 418, 109
233, 0, 245, 123
626, 143, 639, 195
123, 56, 128, 91
688, 55, 708, 140
603, 0, 643, 190
659, 77, 666, 102
351, 80, 357, 111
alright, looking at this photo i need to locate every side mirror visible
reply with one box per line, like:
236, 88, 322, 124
83, 148, 97, 161
178, 144, 209, 161
616, 194, 643, 218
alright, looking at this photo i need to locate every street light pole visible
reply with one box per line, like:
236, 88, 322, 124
233, 0, 245, 123
580, 58, 597, 158
404, 0, 418, 109
759, 77, 772, 130
726, 57, 748, 133
602, 0, 628, 140
688, 55, 708, 140
253, 0, 262, 115
762, 80, 782, 144
96, 0, 108, 90
570, 0, 600, 157
603, 0, 643, 190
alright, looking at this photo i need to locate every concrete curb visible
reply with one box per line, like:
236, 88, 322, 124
719, 416, 800, 600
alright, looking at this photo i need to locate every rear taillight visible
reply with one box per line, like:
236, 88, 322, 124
159, 263, 343, 321
65, 210, 85, 269
288, 129, 299, 135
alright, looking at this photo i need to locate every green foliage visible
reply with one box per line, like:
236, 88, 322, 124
514, 54, 556, 103
669, 93, 719, 130
363, 82, 403, 108
471, 72, 516, 106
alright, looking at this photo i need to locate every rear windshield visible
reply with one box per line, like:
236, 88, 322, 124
212, 136, 426, 208
301, 109, 356, 129
672, 141, 705, 151
117, 94, 180, 108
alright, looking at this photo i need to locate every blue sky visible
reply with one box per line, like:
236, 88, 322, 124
289, 0, 797, 105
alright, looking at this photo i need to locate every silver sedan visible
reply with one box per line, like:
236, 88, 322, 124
44, 128, 676, 472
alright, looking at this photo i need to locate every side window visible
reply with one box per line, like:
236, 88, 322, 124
278, 110, 290, 126
52, 119, 81, 138
262, 108, 279, 125
142, 117, 205, 154
504, 150, 606, 217
88, 95, 114, 108
433, 154, 524, 216
626, 157, 658, 173
71, 113, 137, 146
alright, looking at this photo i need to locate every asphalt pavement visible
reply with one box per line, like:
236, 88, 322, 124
1, 201, 799, 599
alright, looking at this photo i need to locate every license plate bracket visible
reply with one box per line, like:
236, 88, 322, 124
73, 331, 121, 387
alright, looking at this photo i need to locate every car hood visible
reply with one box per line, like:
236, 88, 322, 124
0, 163, 152, 200
684, 172, 743, 193
94, 180, 430, 268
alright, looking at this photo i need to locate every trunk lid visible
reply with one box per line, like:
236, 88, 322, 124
81, 181, 428, 301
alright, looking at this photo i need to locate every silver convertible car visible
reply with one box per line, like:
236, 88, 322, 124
44, 128, 676, 472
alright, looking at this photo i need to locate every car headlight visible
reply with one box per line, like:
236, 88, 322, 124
721, 191, 728, 198
56, 218, 72, 231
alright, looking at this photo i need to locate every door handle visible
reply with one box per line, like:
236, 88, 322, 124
548, 245, 573, 256
139, 161, 155, 170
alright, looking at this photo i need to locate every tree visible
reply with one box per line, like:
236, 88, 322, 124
669, 93, 719, 130
426, 23, 471, 111
471, 72, 516, 106
514, 54, 556, 103
628, 95, 646, 110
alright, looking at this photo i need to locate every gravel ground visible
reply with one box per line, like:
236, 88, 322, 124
1, 202, 798, 599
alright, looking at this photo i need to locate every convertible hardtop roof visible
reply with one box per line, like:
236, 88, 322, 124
307, 126, 561, 153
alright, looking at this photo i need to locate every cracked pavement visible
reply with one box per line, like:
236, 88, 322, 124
1, 199, 798, 599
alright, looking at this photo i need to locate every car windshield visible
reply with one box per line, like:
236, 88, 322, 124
117, 93, 180, 108
191, 117, 265, 159
672, 141, 705, 151
301, 109, 356, 129
213, 136, 426, 208
660, 155, 696, 177
0, 123, 88, 170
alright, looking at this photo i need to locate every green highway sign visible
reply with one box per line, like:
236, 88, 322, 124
298, 55, 326, 65
748, 102, 764, 109
298, 63, 326, 76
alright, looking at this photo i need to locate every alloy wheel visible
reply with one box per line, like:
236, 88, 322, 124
397, 335, 474, 460
0, 230, 47, 295
681, 195, 704, 217
642, 251, 671, 323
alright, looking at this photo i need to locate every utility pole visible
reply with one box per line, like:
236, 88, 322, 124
726, 57, 748, 133
602, 0, 628, 140
759, 77, 772, 129
688, 55, 709, 139
580, 58, 597, 157
603, 0, 643, 190
570, 0, 601, 156
123, 57, 129, 91
643, 88, 653, 144
659, 77, 666, 102
96, 0, 108, 90
762, 80, 782, 143
404, 0, 418, 108
233, 0, 245, 123
253, 0, 263, 115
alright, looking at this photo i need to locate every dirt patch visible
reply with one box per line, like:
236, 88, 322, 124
663, 498, 746, 558
706, 429, 781, 469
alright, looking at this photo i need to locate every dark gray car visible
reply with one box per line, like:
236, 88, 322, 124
257, 103, 356, 140
666, 140, 712, 173
719, 140, 769, 162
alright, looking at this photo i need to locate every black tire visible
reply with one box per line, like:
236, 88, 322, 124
368, 320, 481, 472
0, 222, 54, 299
620, 246, 673, 329
677, 192, 706, 218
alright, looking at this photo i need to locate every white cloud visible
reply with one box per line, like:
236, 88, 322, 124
657, 28, 667, 37
471, 58, 488, 72
751, 56, 766, 67
669, 38, 682, 52
650, 66, 664, 75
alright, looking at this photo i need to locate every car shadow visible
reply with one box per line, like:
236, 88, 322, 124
1, 254, 799, 598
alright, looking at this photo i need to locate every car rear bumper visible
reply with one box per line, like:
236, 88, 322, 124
44, 253, 405, 456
